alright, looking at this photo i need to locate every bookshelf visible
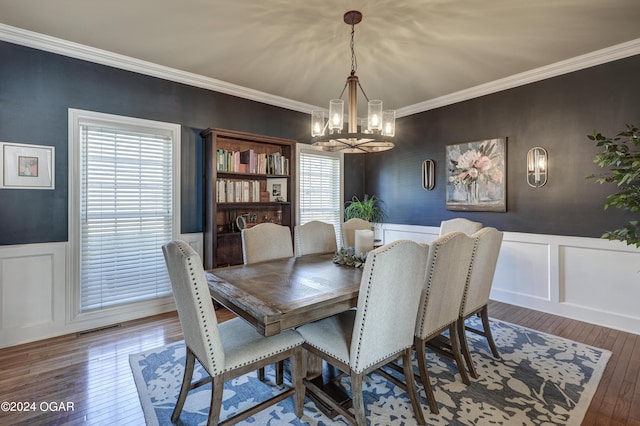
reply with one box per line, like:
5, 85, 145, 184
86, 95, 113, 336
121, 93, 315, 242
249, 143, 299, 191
202, 128, 296, 269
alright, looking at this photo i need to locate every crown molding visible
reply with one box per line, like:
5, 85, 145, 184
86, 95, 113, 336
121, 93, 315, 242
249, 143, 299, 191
0, 23, 320, 114
1, 24, 638, 119
396, 38, 640, 118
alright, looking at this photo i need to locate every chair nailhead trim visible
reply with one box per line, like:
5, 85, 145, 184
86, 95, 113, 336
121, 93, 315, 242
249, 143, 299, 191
460, 233, 481, 311
353, 240, 405, 372
176, 241, 220, 375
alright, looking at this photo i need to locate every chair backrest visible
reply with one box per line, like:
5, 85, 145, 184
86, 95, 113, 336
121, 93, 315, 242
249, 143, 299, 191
241, 223, 294, 264
162, 240, 225, 376
439, 218, 482, 236
295, 221, 338, 256
461, 227, 504, 317
342, 218, 372, 248
349, 240, 429, 373
415, 232, 475, 339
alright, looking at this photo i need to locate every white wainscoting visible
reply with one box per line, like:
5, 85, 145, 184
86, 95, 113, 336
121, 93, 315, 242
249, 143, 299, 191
2, 228, 638, 348
380, 224, 640, 336
0, 233, 202, 349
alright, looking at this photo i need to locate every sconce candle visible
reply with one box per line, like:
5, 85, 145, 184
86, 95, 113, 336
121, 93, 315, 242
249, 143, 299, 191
527, 147, 548, 187
422, 159, 435, 190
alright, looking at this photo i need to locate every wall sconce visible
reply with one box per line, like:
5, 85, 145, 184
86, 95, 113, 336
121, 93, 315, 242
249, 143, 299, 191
527, 147, 548, 187
422, 159, 435, 190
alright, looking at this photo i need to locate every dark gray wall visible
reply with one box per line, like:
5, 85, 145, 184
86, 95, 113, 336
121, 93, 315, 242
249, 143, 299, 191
365, 55, 640, 238
0, 41, 309, 245
1, 40, 638, 245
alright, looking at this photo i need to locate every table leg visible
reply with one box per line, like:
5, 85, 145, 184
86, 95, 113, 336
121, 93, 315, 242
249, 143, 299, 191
303, 349, 352, 419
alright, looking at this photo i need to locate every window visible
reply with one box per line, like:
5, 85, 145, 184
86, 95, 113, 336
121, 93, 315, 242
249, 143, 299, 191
297, 144, 343, 247
69, 110, 180, 313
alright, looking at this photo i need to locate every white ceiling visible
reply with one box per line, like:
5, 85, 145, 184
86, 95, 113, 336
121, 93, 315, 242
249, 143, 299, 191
1, 0, 640, 116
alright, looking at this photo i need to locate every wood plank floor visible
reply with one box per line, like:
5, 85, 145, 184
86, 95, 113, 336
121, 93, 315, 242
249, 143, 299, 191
0, 302, 638, 425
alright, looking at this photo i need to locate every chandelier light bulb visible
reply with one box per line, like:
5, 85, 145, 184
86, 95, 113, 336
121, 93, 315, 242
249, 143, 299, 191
311, 110, 325, 137
382, 110, 396, 137
368, 100, 383, 132
328, 99, 344, 132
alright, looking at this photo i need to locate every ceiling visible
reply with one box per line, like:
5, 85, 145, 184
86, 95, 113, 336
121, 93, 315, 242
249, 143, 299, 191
1, 0, 640, 117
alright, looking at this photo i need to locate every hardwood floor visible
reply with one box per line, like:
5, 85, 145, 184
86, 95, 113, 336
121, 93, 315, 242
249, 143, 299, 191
0, 302, 638, 425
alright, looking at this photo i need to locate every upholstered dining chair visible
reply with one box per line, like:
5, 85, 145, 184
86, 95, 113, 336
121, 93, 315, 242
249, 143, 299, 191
162, 240, 305, 426
297, 240, 429, 425
241, 222, 294, 383
294, 220, 338, 256
413, 232, 476, 414
439, 218, 482, 236
458, 227, 504, 379
341, 218, 371, 248
241, 223, 294, 264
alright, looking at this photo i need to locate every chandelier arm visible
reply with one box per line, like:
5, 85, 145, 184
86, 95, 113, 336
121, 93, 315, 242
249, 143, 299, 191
322, 116, 331, 134
338, 80, 349, 100
357, 81, 370, 103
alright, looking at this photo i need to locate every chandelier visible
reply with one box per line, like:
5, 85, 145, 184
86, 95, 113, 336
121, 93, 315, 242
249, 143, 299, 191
311, 11, 396, 153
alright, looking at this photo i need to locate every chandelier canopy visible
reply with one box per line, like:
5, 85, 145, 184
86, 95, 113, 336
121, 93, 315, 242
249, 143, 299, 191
311, 11, 396, 153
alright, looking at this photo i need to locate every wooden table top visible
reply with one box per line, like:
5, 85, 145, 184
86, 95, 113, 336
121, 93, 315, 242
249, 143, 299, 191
206, 254, 363, 336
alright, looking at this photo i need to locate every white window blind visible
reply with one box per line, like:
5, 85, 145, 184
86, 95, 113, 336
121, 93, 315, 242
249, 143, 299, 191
298, 147, 343, 248
79, 125, 173, 311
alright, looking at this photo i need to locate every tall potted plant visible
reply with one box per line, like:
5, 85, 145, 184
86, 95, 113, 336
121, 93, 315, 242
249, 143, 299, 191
344, 194, 386, 223
587, 124, 640, 247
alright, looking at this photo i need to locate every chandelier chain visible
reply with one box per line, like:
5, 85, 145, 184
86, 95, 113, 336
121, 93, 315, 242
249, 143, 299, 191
350, 22, 357, 76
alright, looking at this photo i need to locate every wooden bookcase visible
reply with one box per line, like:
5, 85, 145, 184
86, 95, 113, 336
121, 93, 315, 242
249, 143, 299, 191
202, 128, 296, 269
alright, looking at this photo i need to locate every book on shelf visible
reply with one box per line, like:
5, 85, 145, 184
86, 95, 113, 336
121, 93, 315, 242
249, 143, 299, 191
216, 179, 261, 203
216, 148, 289, 175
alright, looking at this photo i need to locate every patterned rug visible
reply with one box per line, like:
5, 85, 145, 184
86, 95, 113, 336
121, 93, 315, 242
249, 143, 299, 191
129, 317, 610, 425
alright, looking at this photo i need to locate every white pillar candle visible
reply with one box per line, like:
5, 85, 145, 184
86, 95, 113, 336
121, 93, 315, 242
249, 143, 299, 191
354, 229, 374, 254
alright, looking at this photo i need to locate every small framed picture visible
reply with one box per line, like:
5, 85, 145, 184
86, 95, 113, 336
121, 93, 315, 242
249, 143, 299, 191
266, 178, 287, 202
1, 142, 55, 189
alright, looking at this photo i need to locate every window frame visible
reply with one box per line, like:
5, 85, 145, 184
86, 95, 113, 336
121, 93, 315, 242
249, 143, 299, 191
296, 143, 344, 248
68, 109, 181, 323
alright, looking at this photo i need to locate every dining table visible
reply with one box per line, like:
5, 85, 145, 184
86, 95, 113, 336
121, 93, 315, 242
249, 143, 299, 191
205, 253, 363, 337
205, 252, 364, 417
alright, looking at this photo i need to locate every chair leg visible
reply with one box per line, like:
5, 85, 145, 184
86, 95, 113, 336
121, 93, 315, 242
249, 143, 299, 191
258, 363, 284, 384
415, 337, 439, 414
449, 322, 470, 385
480, 305, 500, 359
172, 346, 196, 422
276, 360, 284, 385
207, 376, 224, 426
457, 318, 478, 379
350, 371, 367, 426
289, 348, 305, 418
401, 348, 426, 425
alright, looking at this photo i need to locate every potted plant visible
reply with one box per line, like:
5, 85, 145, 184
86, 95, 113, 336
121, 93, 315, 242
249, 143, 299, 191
344, 194, 386, 223
587, 124, 640, 247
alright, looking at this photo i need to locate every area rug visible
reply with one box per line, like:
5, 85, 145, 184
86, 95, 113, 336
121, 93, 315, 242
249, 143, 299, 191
129, 317, 610, 425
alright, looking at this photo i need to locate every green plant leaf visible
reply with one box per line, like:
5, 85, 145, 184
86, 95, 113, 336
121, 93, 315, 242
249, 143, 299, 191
587, 124, 640, 246
344, 194, 386, 223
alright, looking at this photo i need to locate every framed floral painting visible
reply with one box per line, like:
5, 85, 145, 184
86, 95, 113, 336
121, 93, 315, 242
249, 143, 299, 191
446, 137, 506, 212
